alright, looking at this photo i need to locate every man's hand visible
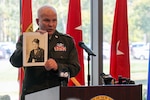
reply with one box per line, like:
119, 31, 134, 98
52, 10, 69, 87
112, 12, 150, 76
36, 29, 47, 34
44, 58, 58, 71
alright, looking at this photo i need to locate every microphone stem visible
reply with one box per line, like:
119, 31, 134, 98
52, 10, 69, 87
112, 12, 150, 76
87, 54, 90, 86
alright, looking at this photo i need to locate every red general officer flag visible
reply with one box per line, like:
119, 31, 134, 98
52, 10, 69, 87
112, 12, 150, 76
19, 0, 33, 99
110, 0, 130, 80
21, 0, 33, 32
66, 0, 85, 85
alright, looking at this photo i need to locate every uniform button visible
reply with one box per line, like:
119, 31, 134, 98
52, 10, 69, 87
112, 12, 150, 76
60, 56, 63, 58
55, 35, 58, 38
23, 88, 26, 92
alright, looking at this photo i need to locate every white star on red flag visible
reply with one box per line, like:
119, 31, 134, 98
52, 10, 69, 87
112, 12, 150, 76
75, 25, 82, 30
116, 41, 124, 55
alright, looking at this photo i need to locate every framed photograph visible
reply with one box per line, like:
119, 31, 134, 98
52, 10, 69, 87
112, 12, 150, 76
23, 32, 48, 66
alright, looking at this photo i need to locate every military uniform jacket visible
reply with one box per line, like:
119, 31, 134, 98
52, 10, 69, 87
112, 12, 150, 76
28, 47, 44, 62
10, 30, 80, 99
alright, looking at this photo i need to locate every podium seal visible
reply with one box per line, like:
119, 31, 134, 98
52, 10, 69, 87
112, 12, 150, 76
91, 95, 113, 100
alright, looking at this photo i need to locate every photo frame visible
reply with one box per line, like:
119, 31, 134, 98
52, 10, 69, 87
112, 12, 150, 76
23, 32, 48, 66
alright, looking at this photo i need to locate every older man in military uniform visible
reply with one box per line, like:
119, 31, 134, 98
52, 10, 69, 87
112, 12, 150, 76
10, 5, 80, 100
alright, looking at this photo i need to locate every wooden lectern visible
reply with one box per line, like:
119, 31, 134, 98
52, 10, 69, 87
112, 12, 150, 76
25, 84, 142, 100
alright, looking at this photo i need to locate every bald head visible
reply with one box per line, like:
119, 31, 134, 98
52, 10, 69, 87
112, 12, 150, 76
37, 5, 57, 18
36, 5, 58, 35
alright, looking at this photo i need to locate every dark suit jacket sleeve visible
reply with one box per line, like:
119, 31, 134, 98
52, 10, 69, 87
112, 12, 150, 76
10, 35, 23, 67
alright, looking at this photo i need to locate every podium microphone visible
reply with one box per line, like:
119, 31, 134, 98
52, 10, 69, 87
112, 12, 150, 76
79, 41, 96, 86
78, 41, 96, 56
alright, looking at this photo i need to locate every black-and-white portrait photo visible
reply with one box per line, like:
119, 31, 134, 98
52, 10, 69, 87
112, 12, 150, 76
28, 38, 44, 63
23, 32, 48, 66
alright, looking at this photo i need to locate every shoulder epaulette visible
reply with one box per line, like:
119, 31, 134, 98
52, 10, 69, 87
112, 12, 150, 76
60, 33, 72, 38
